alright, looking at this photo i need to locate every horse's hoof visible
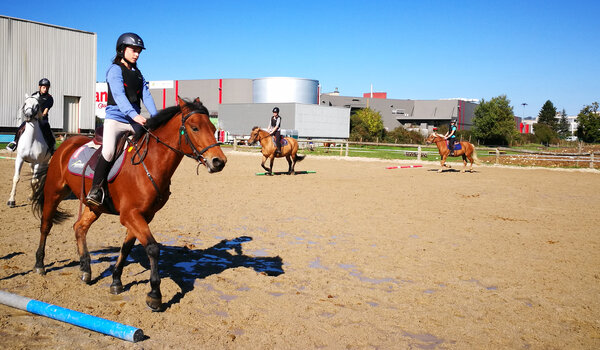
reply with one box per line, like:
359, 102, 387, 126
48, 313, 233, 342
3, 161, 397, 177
7, 201, 15, 208
80, 272, 92, 284
34, 266, 46, 275
146, 295, 162, 312
110, 282, 124, 295
437, 169, 443, 173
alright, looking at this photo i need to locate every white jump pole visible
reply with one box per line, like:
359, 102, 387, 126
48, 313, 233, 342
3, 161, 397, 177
0, 290, 143, 342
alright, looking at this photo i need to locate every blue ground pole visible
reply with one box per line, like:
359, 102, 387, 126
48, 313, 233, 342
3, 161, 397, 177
0, 290, 144, 342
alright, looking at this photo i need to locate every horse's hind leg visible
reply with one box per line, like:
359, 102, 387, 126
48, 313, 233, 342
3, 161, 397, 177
110, 229, 136, 295
73, 207, 100, 283
461, 154, 468, 173
7, 157, 25, 207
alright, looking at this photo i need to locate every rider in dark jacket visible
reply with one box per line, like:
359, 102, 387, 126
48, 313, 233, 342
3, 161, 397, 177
267, 107, 282, 155
7, 78, 55, 154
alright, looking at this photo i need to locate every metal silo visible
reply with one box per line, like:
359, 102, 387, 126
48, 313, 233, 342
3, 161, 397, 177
253, 77, 319, 104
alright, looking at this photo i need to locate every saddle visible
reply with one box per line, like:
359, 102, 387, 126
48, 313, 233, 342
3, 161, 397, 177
271, 136, 289, 147
67, 126, 130, 181
445, 140, 462, 151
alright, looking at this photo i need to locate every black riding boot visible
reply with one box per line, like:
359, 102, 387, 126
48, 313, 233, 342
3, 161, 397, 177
86, 155, 110, 206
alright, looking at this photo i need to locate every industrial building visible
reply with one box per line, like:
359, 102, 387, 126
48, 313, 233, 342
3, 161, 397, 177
0, 16, 96, 133
100, 77, 352, 139
319, 92, 478, 133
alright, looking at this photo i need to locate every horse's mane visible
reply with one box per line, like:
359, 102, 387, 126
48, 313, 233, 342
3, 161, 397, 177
136, 100, 209, 138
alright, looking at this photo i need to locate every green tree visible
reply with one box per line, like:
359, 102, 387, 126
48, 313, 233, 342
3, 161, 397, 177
472, 95, 518, 145
349, 108, 385, 142
537, 100, 558, 131
557, 109, 570, 139
384, 126, 424, 144
533, 123, 558, 146
576, 102, 600, 143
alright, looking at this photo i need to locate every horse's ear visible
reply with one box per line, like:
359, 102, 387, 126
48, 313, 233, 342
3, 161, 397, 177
177, 96, 191, 113
25, 93, 29, 99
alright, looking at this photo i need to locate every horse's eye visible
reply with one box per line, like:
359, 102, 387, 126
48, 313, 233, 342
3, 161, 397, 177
191, 126, 199, 132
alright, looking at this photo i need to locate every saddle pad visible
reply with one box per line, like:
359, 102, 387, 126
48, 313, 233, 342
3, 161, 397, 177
446, 141, 462, 150
68, 141, 127, 182
271, 136, 289, 146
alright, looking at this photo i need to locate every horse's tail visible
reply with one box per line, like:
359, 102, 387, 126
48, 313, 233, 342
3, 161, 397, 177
295, 153, 306, 162
471, 145, 481, 165
31, 169, 71, 225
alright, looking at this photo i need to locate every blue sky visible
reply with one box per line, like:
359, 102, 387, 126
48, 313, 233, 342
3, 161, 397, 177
2, 0, 599, 117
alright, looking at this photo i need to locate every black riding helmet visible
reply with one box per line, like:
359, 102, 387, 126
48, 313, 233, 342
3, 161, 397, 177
39, 78, 51, 87
272, 107, 280, 113
116, 32, 145, 54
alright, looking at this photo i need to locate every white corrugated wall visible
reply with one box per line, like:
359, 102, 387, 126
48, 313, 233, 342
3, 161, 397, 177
0, 16, 96, 131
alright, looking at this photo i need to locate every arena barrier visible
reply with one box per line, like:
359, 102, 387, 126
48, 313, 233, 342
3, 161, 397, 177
0, 290, 144, 342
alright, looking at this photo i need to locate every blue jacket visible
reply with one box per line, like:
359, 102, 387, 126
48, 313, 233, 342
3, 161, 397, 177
105, 63, 157, 123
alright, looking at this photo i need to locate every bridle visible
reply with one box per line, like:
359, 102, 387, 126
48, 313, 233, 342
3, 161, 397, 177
22, 97, 41, 122
249, 128, 268, 144
134, 109, 221, 167
127, 109, 222, 199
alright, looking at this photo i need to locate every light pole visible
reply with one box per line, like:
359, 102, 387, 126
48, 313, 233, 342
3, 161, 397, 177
521, 103, 528, 133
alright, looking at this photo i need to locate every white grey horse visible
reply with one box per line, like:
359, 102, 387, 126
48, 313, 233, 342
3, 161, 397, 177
7, 95, 52, 207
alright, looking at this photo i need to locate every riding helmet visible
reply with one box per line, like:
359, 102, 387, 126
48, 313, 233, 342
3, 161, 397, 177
116, 32, 145, 53
272, 107, 280, 113
39, 78, 51, 87
450, 119, 456, 124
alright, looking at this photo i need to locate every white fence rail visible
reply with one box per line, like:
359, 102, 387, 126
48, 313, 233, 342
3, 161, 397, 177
232, 137, 599, 169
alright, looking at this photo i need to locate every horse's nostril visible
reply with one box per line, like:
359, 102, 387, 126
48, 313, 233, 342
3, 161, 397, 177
212, 158, 225, 171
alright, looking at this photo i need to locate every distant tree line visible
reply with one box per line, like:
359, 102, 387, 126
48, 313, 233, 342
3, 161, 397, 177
348, 98, 600, 146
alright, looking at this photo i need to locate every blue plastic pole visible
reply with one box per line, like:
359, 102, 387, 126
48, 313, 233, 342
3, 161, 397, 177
0, 290, 143, 342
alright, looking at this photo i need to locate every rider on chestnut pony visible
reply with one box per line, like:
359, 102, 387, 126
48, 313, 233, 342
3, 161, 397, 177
86, 32, 158, 206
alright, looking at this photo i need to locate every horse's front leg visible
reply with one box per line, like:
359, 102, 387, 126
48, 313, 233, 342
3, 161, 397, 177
438, 155, 447, 173
286, 155, 294, 175
122, 212, 162, 311
268, 156, 275, 175
73, 207, 100, 283
7, 157, 25, 207
260, 155, 271, 174
110, 229, 136, 295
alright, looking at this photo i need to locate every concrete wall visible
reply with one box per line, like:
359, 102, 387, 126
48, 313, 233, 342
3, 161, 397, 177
0, 16, 96, 131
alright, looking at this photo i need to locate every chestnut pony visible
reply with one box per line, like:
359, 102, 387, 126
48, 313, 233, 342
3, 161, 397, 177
425, 133, 479, 173
31, 97, 226, 311
247, 127, 305, 175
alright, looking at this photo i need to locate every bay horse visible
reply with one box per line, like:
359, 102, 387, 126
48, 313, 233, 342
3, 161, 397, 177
31, 97, 226, 311
247, 127, 305, 175
425, 133, 479, 173
7, 95, 52, 207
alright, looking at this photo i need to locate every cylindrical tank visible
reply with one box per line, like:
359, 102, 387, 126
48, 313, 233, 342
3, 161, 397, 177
253, 77, 319, 104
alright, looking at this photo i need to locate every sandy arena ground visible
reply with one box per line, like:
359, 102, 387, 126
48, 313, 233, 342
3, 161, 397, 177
0, 149, 599, 349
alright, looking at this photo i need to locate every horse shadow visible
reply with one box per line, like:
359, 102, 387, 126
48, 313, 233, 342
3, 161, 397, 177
90, 236, 283, 310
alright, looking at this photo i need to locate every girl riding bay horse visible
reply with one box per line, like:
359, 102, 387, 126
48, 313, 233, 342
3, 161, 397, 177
426, 132, 479, 173
247, 127, 305, 175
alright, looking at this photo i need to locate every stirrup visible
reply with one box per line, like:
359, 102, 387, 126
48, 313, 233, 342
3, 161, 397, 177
86, 186, 104, 206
